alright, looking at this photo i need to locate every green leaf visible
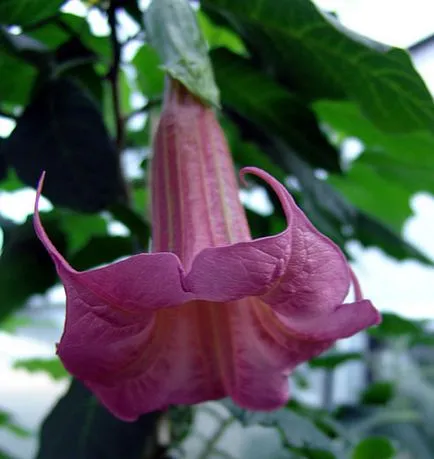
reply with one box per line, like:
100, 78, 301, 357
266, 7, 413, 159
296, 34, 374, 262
352, 437, 395, 459
29, 13, 111, 62
70, 235, 135, 271
132, 45, 165, 99
212, 48, 341, 172
55, 37, 103, 107
0, 0, 66, 26
203, 0, 434, 132
0, 409, 29, 438
59, 212, 108, 253
0, 316, 33, 333
0, 53, 36, 105
329, 161, 412, 231
315, 100, 434, 195
36, 379, 163, 459
0, 214, 66, 322
361, 382, 395, 406
0, 27, 51, 68
3, 78, 124, 212
0, 169, 25, 192
310, 352, 362, 369
368, 313, 424, 339
146, 0, 220, 106
197, 10, 246, 54
13, 357, 69, 381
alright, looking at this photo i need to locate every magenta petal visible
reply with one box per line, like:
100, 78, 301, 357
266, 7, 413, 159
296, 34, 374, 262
275, 300, 381, 341
33, 173, 194, 311
242, 168, 352, 313
239, 167, 380, 339
184, 233, 291, 302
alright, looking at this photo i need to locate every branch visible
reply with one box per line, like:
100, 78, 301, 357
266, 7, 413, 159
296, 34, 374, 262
124, 98, 162, 122
107, 0, 124, 152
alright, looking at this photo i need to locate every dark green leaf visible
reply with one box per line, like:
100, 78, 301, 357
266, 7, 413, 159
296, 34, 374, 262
212, 48, 341, 172
361, 382, 395, 406
352, 437, 395, 459
3, 78, 124, 212
70, 235, 135, 271
0, 141, 6, 181
13, 357, 68, 381
146, 0, 220, 106
55, 37, 103, 106
122, 0, 143, 26
29, 13, 111, 62
0, 0, 65, 26
0, 53, 36, 105
0, 214, 66, 322
310, 352, 362, 369
132, 45, 165, 99
368, 313, 424, 339
36, 379, 162, 459
0, 27, 51, 68
204, 0, 434, 132
168, 405, 193, 446
59, 212, 108, 253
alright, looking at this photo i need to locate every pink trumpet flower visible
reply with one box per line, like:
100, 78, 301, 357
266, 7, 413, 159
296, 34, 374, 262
34, 79, 380, 421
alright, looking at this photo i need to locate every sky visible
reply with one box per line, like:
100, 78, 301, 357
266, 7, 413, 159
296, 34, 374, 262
0, 1, 433, 456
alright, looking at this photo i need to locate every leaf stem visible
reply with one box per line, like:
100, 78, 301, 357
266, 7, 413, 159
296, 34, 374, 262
197, 417, 235, 459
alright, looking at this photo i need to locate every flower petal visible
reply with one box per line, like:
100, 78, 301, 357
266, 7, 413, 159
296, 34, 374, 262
184, 232, 291, 302
241, 167, 352, 312
238, 167, 381, 339
33, 173, 195, 312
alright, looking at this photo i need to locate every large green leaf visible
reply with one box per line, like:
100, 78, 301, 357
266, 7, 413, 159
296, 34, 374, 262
315, 100, 434, 195
0, 0, 66, 26
223, 110, 431, 264
3, 78, 124, 212
202, 0, 434, 132
329, 161, 412, 231
36, 379, 163, 459
211, 48, 341, 172
0, 214, 66, 322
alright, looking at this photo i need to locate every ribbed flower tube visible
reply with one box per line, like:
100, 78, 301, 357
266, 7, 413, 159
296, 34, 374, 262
151, 79, 250, 269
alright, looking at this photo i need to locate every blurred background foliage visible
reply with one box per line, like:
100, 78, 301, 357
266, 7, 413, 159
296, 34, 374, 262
0, 0, 433, 458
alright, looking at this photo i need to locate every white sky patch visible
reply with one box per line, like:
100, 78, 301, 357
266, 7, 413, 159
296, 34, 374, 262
313, 0, 434, 47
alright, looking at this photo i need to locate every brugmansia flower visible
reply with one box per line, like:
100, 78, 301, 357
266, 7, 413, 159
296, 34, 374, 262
34, 79, 380, 421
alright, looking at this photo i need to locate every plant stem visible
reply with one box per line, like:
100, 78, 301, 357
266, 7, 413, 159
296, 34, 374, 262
107, 1, 124, 153
197, 417, 235, 459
